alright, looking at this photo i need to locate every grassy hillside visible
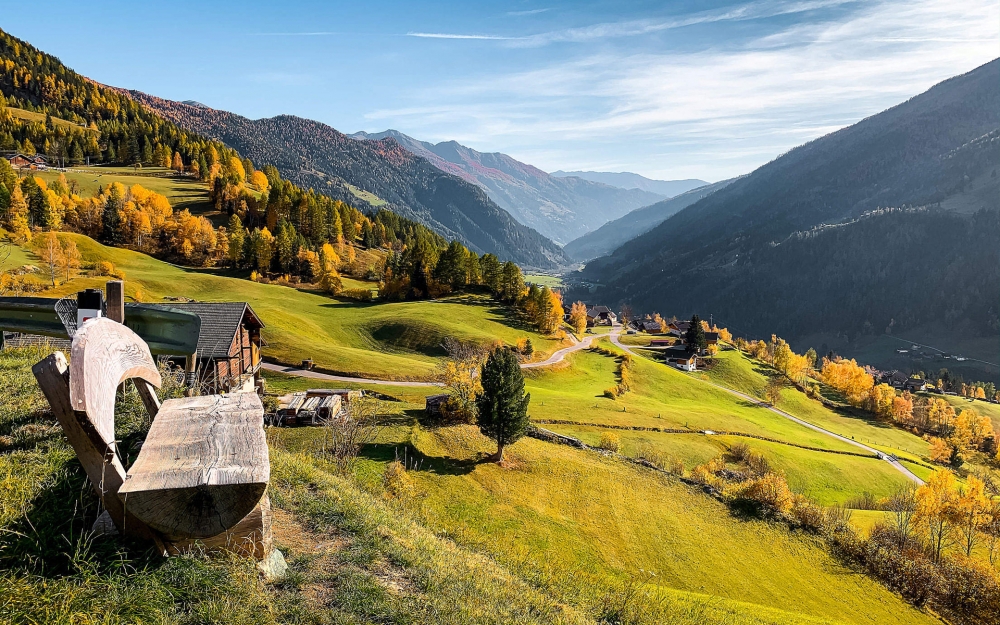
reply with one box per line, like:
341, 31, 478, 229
8, 233, 562, 380
33, 166, 215, 217
6, 106, 96, 132
525, 346, 916, 505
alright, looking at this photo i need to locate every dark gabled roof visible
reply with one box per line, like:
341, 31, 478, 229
669, 347, 699, 361
672, 321, 692, 331
587, 305, 613, 315
705, 331, 719, 341
153, 302, 263, 358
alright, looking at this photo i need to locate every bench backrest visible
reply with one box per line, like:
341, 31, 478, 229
70, 317, 162, 447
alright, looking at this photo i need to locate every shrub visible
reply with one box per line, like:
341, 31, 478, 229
341, 287, 375, 301
729, 442, 752, 462
598, 432, 621, 453
93, 260, 124, 279
603, 387, 619, 399
733, 472, 794, 515
382, 460, 415, 499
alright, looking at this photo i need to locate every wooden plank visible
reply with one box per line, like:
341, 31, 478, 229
165, 492, 273, 559
134, 379, 161, 420
32, 353, 158, 542
70, 318, 161, 445
119, 392, 269, 539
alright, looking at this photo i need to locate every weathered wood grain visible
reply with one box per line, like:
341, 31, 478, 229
32, 353, 158, 542
165, 492, 273, 559
119, 392, 269, 539
70, 318, 161, 445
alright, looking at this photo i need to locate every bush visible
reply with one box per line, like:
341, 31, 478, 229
341, 287, 375, 301
729, 442, 752, 462
93, 260, 124, 279
603, 387, 619, 399
634, 444, 684, 475
382, 460, 415, 499
732, 472, 794, 515
598, 432, 621, 453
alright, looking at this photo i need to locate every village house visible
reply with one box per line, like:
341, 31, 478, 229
9, 153, 48, 170
586, 305, 617, 326
666, 345, 699, 372
154, 302, 265, 393
637, 319, 663, 333
668, 320, 691, 337
903, 378, 927, 393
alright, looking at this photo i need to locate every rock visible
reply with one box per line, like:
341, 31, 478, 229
257, 548, 288, 583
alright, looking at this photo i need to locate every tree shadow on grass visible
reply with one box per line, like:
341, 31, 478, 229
0, 457, 160, 578
358, 442, 486, 476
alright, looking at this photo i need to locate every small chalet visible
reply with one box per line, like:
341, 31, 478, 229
586, 305, 617, 326
903, 378, 927, 393
668, 320, 691, 337
9, 153, 48, 170
638, 319, 663, 333
666, 346, 699, 372
649, 338, 673, 347
156, 302, 265, 393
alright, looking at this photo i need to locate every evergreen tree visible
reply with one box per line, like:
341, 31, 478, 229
685, 314, 707, 352
476, 346, 531, 462
101, 184, 125, 245
198, 154, 209, 181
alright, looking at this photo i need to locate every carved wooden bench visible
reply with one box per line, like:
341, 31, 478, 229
32, 317, 272, 558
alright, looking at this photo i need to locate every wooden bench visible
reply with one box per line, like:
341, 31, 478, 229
33, 317, 272, 558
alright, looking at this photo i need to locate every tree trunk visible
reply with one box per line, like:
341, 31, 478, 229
493, 443, 505, 463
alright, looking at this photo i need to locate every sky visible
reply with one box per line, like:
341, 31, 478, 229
3, 0, 997, 181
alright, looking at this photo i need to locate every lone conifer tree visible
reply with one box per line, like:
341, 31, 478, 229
685, 314, 707, 352
476, 346, 531, 462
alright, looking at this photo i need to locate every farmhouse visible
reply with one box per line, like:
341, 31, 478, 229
8, 153, 48, 170
666, 346, 699, 372
637, 319, 663, 333
649, 338, 673, 347
586, 305, 617, 326
668, 320, 691, 337
155, 302, 265, 393
903, 378, 927, 392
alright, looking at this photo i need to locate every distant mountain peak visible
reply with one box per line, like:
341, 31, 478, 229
181, 100, 209, 109
350, 130, 668, 243
551, 170, 708, 197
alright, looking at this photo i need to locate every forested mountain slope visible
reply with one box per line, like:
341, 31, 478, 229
351, 129, 665, 244
578, 59, 1000, 351
130, 95, 569, 269
564, 178, 735, 262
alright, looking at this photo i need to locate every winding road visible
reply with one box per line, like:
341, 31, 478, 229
262, 332, 597, 387
608, 325, 924, 484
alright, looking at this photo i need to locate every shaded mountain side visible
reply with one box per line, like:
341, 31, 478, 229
350, 130, 665, 244
128, 94, 569, 269
564, 178, 736, 262
577, 59, 1000, 345
551, 170, 706, 197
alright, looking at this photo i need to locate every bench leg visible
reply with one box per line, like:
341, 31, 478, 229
33, 352, 160, 544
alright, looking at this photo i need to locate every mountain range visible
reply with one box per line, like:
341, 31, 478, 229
349, 130, 667, 244
563, 178, 736, 262
551, 170, 707, 197
127, 94, 570, 270
577, 59, 1000, 358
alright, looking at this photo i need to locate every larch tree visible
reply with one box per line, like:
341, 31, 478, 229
915, 470, 959, 562
476, 346, 531, 463
38, 231, 63, 287
569, 301, 588, 336
6, 183, 30, 243
227, 214, 245, 268
58, 238, 81, 281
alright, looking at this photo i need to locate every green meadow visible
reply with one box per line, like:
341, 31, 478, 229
6, 233, 562, 380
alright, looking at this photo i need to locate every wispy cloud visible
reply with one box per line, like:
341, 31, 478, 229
406, 32, 523, 40
507, 8, 550, 16
249, 31, 342, 36
371, 0, 999, 179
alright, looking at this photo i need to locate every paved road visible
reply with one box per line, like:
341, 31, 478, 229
608, 325, 924, 484
263, 332, 597, 386
521, 333, 597, 368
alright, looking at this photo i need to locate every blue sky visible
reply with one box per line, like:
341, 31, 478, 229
3, 0, 996, 181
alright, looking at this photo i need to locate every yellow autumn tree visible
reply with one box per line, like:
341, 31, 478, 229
569, 301, 588, 336
57, 238, 81, 281
37, 231, 63, 287
915, 469, 959, 562
540, 289, 565, 335
954, 475, 990, 557
250, 170, 269, 192
316, 243, 342, 294
5, 182, 30, 243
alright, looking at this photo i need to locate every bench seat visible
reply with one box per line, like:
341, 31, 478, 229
120, 392, 268, 539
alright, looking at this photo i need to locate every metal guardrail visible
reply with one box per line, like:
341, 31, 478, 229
0, 297, 201, 356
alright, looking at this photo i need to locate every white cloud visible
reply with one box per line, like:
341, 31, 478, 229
507, 8, 550, 17
371, 0, 1000, 179
406, 32, 523, 40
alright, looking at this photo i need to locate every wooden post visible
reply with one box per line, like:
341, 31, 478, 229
106, 280, 124, 324
185, 351, 198, 396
